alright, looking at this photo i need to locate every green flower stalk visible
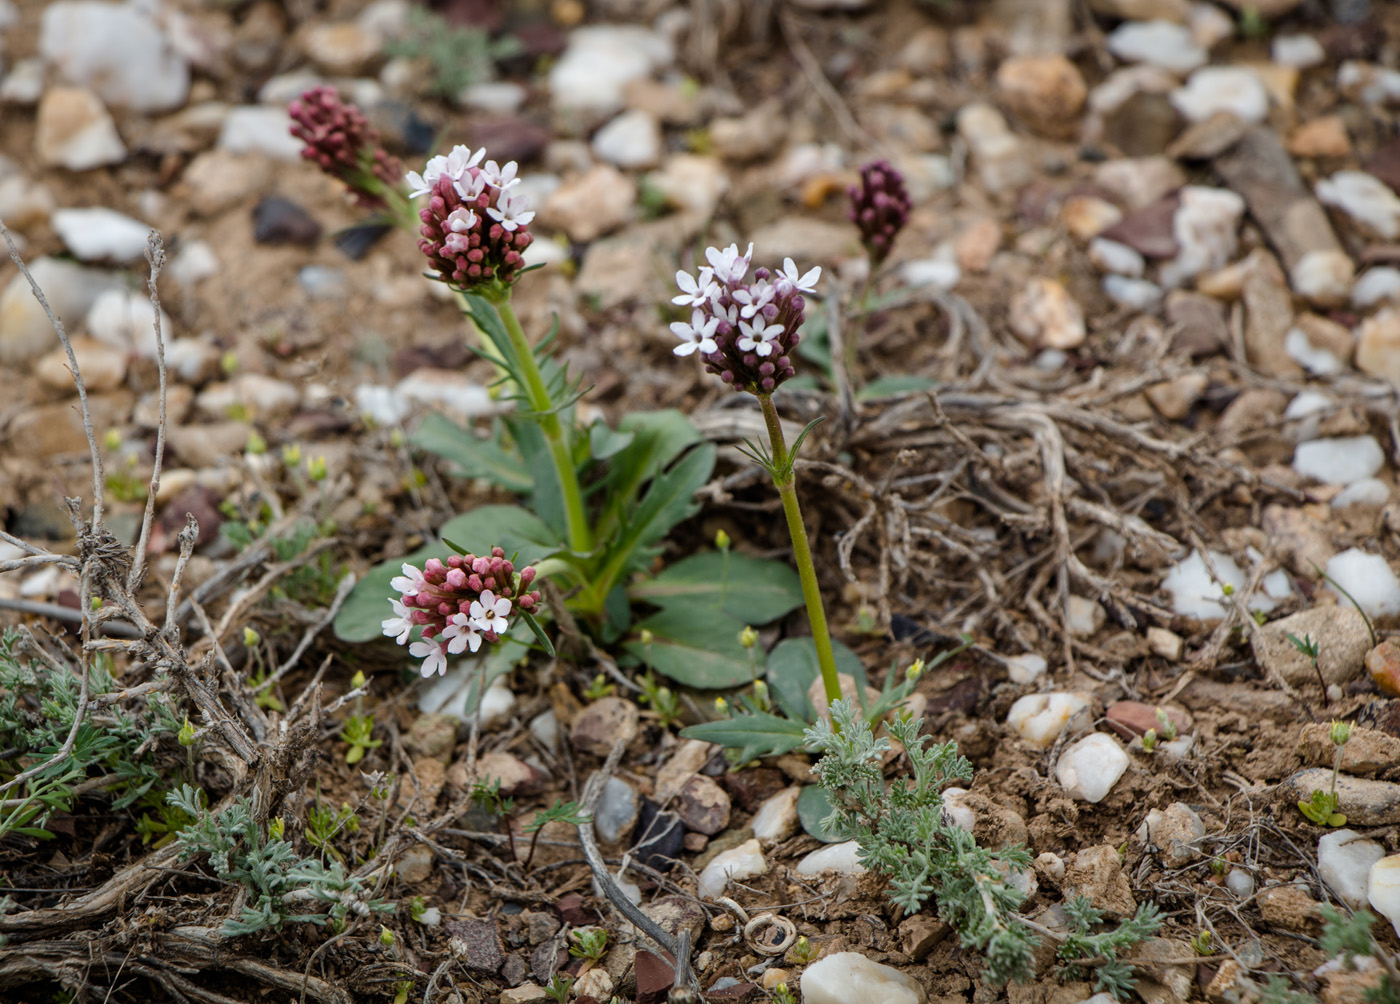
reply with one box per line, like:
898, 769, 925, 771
670, 244, 841, 709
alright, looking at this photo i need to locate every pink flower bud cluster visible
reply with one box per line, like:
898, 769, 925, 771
288, 86, 403, 210
848, 159, 911, 266
670, 244, 821, 396
382, 547, 541, 678
412, 151, 535, 292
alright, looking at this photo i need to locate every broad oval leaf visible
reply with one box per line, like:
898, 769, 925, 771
766, 637, 867, 723
797, 784, 843, 843
624, 606, 761, 690
627, 551, 802, 625
409, 413, 530, 493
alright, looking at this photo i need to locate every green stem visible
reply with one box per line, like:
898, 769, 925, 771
495, 298, 592, 555
758, 393, 842, 710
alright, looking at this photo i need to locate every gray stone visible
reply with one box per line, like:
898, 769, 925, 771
594, 776, 639, 844
40, 1, 189, 112
1279, 770, 1400, 826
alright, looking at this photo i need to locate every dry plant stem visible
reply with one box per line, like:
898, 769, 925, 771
757, 393, 842, 709
578, 737, 684, 961
492, 295, 591, 554
0, 219, 103, 528
128, 232, 168, 593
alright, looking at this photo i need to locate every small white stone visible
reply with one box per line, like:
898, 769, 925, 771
796, 840, 868, 877
1338, 60, 1400, 106
1171, 66, 1269, 124
217, 106, 307, 161
460, 80, 527, 115
548, 25, 674, 124
528, 710, 559, 752
1007, 692, 1093, 748
1333, 478, 1391, 508
1067, 596, 1106, 637
1293, 436, 1385, 486
169, 240, 220, 286
52, 207, 151, 263
1010, 277, 1086, 349
1226, 868, 1255, 898
196, 373, 300, 420
941, 788, 976, 830
395, 370, 496, 420
478, 676, 516, 728
1088, 238, 1145, 277
1162, 549, 1283, 619
1284, 327, 1345, 376
697, 838, 767, 899
1290, 249, 1353, 309
1325, 549, 1400, 619
165, 339, 219, 384
0, 256, 117, 364
1353, 267, 1400, 310
1159, 186, 1245, 289
1273, 34, 1326, 69
1036, 851, 1065, 881
1319, 829, 1386, 909
1103, 275, 1163, 312
591, 109, 662, 169
800, 952, 927, 1004
1005, 653, 1048, 685
1148, 626, 1184, 661
1056, 733, 1130, 803
85, 288, 174, 359
1317, 172, 1400, 241
646, 154, 729, 218
1107, 20, 1207, 75
417, 905, 441, 926
751, 786, 801, 844
0, 58, 45, 105
898, 258, 961, 291
1369, 855, 1400, 938
40, 1, 190, 113
593, 777, 637, 844
1190, 4, 1234, 49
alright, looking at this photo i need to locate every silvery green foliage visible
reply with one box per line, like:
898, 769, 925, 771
168, 786, 391, 937
804, 700, 1037, 984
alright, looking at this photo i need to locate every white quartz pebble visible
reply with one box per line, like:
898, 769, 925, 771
1056, 733, 1129, 803
1319, 829, 1386, 910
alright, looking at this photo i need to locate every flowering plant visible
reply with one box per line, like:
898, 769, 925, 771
292, 95, 809, 688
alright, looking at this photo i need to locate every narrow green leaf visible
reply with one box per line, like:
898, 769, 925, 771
680, 710, 809, 761
518, 608, 555, 657
624, 606, 759, 689
409, 414, 531, 493
628, 551, 802, 625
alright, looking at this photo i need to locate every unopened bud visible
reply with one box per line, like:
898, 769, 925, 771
715, 697, 728, 714
380, 925, 395, 947
178, 716, 197, 747
1330, 719, 1353, 747
639, 628, 654, 646
103, 427, 122, 452
282, 443, 302, 467
269, 816, 284, 840
906, 658, 925, 681
308, 455, 328, 481
715, 529, 731, 551
243, 626, 261, 647
220, 350, 239, 374
351, 670, 366, 690
739, 625, 759, 649
246, 431, 267, 455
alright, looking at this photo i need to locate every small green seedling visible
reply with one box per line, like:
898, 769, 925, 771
786, 935, 817, 965
1286, 632, 1328, 705
1141, 729, 1157, 753
1154, 708, 1178, 743
772, 983, 797, 1004
543, 973, 573, 1004
1300, 720, 1352, 827
1191, 929, 1212, 955
582, 673, 615, 701
568, 926, 609, 964
340, 714, 382, 765
522, 799, 589, 869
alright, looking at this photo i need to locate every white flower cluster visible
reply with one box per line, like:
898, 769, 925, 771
406, 145, 535, 232
669, 244, 821, 358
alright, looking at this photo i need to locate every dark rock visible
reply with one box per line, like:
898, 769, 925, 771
635, 949, 676, 1004
1365, 138, 1400, 197
530, 934, 566, 984
251, 196, 321, 246
392, 340, 473, 378
632, 799, 685, 871
523, 909, 560, 945
10, 502, 74, 542
1166, 291, 1229, 357
1103, 91, 1181, 157
501, 953, 529, 987
333, 223, 393, 260
719, 767, 785, 813
1098, 194, 1181, 259
446, 917, 505, 973
706, 979, 760, 1001
926, 675, 983, 716
463, 115, 551, 165
554, 892, 594, 926
160, 485, 223, 549
676, 775, 731, 835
